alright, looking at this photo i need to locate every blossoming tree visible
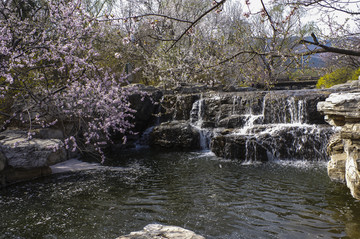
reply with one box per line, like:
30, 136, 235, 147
0, 0, 138, 162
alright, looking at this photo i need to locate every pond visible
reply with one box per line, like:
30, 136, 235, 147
1, 150, 360, 239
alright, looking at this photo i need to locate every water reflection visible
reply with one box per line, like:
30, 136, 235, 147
1, 151, 360, 239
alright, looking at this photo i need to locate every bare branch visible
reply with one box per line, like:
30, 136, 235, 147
166, 0, 227, 53
260, 0, 277, 33
98, 13, 193, 24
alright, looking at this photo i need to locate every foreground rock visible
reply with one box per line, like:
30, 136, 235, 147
149, 121, 200, 150
116, 224, 205, 239
0, 130, 67, 187
318, 90, 360, 199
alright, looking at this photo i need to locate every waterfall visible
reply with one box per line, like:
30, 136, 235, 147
148, 89, 333, 162
210, 90, 335, 162
135, 126, 154, 149
190, 97, 212, 150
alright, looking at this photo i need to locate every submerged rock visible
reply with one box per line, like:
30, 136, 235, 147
116, 224, 205, 239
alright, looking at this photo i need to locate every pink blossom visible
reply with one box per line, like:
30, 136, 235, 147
0, 0, 139, 162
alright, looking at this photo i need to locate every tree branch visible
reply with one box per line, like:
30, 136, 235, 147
260, 0, 277, 33
98, 13, 193, 24
166, 0, 227, 53
300, 33, 360, 57
208, 46, 328, 69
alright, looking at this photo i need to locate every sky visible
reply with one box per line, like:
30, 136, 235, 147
239, 0, 358, 34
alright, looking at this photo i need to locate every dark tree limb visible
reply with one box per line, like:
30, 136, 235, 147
213, 32, 360, 68
300, 32, 360, 57
260, 0, 277, 33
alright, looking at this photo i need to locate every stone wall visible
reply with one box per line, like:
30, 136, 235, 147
318, 90, 360, 199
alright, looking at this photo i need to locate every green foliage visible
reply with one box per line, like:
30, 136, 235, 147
316, 67, 355, 89
350, 67, 360, 82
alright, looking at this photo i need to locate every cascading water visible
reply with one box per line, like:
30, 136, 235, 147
206, 90, 335, 162
149, 89, 333, 161
189, 97, 213, 150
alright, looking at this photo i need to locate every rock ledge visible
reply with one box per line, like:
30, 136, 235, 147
318, 86, 360, 199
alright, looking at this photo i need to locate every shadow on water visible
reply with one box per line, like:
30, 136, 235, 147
1, 150, 360, 239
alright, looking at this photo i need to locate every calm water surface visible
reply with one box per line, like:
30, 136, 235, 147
1, 150, 360, 239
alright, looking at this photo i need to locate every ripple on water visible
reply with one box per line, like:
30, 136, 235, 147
1, 152, 360, 239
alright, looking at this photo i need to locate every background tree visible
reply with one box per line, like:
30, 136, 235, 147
101, 0, 325, 88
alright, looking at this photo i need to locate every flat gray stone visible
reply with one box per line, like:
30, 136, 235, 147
0, 130, 67, 169
116, 224, 205, 239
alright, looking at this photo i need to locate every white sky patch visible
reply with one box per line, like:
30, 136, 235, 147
235, 0, 358, 35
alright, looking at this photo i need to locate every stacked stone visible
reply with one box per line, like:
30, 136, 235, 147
318, 92, 360, 199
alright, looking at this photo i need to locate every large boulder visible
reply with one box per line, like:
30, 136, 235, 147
0, 130, 67, 169
0, 130, 67, 186
128, 86, 163, 133
217, 115, 247, 128
116, 224, 205, 239
317, 92, 360, 126
172, 94, 200, 121
211, 134, 268, 161
344, 139, 360, 199
208, 92, 265, 127
149, 121, 200, 150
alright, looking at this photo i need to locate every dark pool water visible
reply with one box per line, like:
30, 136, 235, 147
1, 150, 360, 239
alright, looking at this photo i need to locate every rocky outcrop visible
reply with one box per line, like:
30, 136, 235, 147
211, 125, 332, 162
318, 91, 360, 199
116, 224, 205, 239
0, 129, 67, 187
129, 86, 163, 133
326, 133, 346, 182
149, 121, 200, 150
0, 130, 66, 168
162, 94, 200, 121
211, 133, 268, 161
